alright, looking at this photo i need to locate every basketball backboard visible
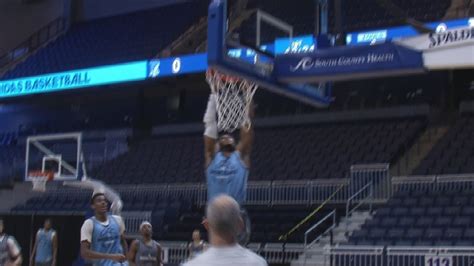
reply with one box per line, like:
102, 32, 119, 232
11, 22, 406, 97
25, 132, 83, 182
207, 0, 332, 107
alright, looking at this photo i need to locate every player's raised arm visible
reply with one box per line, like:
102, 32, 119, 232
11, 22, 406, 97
64, 178, 123, 215
203, 93, 218, 167
237, 103, 255, 166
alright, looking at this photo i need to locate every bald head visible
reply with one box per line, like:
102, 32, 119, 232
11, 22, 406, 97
206, 195, 242, 242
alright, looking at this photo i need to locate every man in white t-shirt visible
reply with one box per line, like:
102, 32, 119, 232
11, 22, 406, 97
182, 195, 267, 266
80, 193, 128, 266
0, 219, 22, 266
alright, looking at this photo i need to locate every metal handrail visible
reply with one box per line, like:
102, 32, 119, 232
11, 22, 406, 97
278, 184, 344, 241
346, 182, 373, 218
304, 209, 336, 248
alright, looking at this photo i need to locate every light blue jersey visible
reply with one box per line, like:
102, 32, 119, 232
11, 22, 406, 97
207, 151, 248, 204
91, 216, 125, 266
35, 229, 55, 263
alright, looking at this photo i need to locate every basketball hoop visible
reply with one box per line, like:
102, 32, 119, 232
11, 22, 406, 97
206, 68, 258, 133
29, 171, 54, 192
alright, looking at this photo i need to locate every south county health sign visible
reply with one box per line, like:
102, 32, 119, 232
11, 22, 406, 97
274, 43, 424, 83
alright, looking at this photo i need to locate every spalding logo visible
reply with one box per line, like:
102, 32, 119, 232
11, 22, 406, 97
429, 28, 474, 48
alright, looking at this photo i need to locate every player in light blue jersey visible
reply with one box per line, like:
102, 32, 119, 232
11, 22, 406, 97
30, 218, 57, 266
203, 93, 254, 244
80, 193, 128, 266
203, 94, 254, 204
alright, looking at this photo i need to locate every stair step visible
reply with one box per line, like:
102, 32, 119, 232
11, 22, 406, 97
292, 211, 371, 265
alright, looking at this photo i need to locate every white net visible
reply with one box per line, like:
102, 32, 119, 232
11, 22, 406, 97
206, 69, 258, 132
32, 176, 48, 192
30, 171, 53, 192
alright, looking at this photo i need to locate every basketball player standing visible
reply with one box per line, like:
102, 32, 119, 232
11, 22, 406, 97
0, 219, 22, 266
80, 193, 128, 266
30, 218, 57, 266
127, 221, 162, 266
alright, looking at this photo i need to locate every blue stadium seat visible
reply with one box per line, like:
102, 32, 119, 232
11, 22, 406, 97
2, 2, 208, 79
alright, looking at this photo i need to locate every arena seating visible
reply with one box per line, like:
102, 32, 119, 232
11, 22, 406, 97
0, 146, 24, 185
347, 187, 474, 246
242, 0, 317, 43
163, 206, 334, 243
241, 0, 450, 37
12, 188, 328, 244
334, 0, 451, 32
414, 115, 474, 175
1, 1, 208, 79
0, 132, 17, 146
0, 129, 129, 183
92, 118, 425, 184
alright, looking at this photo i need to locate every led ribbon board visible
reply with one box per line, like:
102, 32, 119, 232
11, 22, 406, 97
0, 35, 327, 99
0, 61, 148, 99
148, 53, 207, 78
346, 18, 473, 45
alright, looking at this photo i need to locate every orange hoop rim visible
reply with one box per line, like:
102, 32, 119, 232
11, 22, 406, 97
206, 68, 242, 83
28, 170, 55, 181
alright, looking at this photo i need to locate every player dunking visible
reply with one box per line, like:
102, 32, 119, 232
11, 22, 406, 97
203, 93, 254, 203
203, 93, 253, 244
80, 193, 128, 266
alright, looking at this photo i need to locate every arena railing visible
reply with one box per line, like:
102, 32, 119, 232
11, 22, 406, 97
38, 173, 474, 211
346, 182, 373, 219
113, 179, 350, 206
328, 245, 384, 266
387, 246, 474, 266
121, 211, 151, 235
0, 17, 66, 75
392, 174, 474, 193
304, 210, 336, 249
350, 164, 391, 203
261, 243, 304, 264
159, 241, 304, 264
278, 184, 345, 242
159, 241, 188, 264
158, 243, 474, 265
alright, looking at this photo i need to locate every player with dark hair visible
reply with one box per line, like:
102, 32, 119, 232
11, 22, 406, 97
188, 229, 207, 259
80, 193, 128, 266
128, 221, 162, 266
30, 218, 57, 266
0, 219, 22, 266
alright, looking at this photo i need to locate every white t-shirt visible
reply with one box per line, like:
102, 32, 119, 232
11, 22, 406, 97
80, 215, 125, 243
182, 244, 267, 266
0, 235, 21, 257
